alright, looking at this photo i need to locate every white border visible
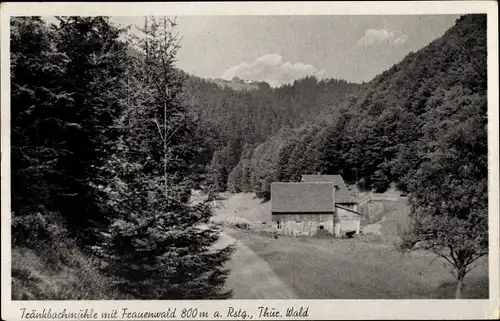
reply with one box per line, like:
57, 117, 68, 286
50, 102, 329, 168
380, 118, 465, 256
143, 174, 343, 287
1, 2, 499, 320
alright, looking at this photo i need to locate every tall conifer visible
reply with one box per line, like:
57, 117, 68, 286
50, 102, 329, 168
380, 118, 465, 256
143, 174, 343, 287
93, 17, 233, 299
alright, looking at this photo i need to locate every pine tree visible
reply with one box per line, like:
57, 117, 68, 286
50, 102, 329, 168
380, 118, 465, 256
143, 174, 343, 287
93, 17, 233, 299
40, 17, 128, 242
239, 144, 256, 192
11, 17, 128, 242
227, 162, 243, 193
275, 137, 298, 182
209, 150, 228, 192
10, 17, 71, 218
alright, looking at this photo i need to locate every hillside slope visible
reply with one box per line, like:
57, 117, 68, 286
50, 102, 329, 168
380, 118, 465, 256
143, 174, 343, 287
11, 214, 125, 300
227, 14, 487, 198
182, 74, 361, 189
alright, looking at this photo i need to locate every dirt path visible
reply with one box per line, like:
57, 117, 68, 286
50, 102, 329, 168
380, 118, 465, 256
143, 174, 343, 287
217, 232, 297, 299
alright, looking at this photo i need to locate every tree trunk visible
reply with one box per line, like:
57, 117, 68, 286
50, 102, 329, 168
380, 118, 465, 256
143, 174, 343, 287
455, 268, 466, 299
164, 100, 167, 197
455, 278, 463, 299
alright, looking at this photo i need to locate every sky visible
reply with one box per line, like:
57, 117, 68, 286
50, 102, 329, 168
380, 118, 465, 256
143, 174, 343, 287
111, 15, 459, 86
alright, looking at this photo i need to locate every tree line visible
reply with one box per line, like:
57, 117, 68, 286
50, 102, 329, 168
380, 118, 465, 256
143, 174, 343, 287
187, 75, 361, 193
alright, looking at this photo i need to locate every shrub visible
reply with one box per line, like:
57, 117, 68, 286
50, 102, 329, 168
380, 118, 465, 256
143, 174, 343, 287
11, 213, 124, 300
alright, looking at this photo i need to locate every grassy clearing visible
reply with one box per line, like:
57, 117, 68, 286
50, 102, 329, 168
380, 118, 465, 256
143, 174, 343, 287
226, 229, 488, 299
217, 233, 297, 299
210, 192, 271, 229
360, 199, 411, 236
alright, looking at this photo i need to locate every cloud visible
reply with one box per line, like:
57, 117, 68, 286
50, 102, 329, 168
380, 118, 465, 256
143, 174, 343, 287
392, 35, 409, 46
220, 53, 327, 88
357, 29, 408, 47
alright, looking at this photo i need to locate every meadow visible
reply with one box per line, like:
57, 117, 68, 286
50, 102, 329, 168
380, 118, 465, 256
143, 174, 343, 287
214, 193, 489, 299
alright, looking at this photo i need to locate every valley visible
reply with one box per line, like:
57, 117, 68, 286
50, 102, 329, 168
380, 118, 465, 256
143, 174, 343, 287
214, 193, 489, 299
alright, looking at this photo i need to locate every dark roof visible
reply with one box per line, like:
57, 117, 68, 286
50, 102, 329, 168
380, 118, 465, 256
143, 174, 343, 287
301, 174, 355, 203
271, 182, 335, 213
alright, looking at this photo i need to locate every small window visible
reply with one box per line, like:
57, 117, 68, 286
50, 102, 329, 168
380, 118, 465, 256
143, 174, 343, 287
276, 221, 283, 230
335, 186, 340, 191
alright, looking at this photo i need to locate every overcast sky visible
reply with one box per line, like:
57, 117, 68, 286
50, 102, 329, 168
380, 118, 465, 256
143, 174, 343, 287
110, 15, 459, 86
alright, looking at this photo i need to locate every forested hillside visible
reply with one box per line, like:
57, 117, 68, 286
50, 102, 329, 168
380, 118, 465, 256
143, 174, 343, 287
182, 74, 361, 190
11, 16, 233, 300
218, 14, 487, 200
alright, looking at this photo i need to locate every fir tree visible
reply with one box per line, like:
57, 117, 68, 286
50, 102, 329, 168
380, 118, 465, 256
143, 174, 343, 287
93, 17, 234, 299
10, 17, 71, 218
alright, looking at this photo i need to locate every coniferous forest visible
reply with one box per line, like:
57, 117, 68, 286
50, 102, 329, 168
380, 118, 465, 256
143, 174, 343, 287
10, 14, 488, 300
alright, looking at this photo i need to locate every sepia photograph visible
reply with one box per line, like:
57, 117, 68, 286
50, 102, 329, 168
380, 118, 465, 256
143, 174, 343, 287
1, 1, 499, 320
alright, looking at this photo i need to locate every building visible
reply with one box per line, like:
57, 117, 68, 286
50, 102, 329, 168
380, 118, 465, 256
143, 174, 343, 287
271, 175, 361, 237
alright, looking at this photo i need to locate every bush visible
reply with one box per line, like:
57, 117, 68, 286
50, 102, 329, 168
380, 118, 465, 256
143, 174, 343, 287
11, 213, 124, 300
12, 212, 67, 249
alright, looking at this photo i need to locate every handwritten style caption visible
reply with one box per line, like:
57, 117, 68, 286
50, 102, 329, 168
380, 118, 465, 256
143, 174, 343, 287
20, 305, 310, 320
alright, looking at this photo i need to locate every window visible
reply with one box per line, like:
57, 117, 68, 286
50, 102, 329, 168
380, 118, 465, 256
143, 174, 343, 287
276, 221, 283, 230
319, 222, 325, 230
335, 186, 340, 191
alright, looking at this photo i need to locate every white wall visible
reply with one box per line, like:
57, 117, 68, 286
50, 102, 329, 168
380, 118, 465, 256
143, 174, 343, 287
273, 214, 335, 236
272, 211, 361, 237
336, 207, 361, 234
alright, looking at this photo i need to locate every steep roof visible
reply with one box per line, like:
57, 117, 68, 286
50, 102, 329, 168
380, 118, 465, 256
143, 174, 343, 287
271, 182, 335, 213
301, 174, 355, 203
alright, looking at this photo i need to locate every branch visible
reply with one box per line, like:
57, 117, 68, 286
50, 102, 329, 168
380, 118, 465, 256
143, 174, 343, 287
428, 254, 441, 266
465, 251, 488, 273
448, 245, 459, 267
165, 123, 185, 147
434, 252, 457, 269
152, 118, 165, 141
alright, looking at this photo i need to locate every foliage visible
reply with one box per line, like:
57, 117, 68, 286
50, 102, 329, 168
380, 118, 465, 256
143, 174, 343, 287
10, 17, 71, 217
184, 74, 360, 189
10, 17, 130, 244
11, 16, 234, 301
91, 17, 234, 299
401, 78, 488, 298
10, 13, 488, 301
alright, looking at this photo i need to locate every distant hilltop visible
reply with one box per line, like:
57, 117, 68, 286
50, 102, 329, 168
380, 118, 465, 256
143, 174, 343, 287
209, 76, 267, 91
